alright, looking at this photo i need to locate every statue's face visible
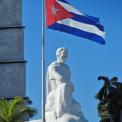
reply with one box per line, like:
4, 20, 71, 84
57, 50, 68, 64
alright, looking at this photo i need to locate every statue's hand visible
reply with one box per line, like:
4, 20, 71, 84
55, 77, 66, 84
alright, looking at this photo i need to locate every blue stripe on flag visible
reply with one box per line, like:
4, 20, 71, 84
85, 15, 100, 23
49, 23, 105, 45
57, 0, 69, 4
71, 13, 104, 31
58, 0, 100, 23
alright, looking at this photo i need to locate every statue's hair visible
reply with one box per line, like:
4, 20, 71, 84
56, 47, 68, 56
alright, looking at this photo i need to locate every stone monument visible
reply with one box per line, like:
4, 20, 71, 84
45, 47, 88, 122
0, 0, 26, 98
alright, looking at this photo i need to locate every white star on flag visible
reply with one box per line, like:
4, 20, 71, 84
51, 5, 59, 15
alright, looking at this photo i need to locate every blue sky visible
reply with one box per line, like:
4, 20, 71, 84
23, 0, 122, 121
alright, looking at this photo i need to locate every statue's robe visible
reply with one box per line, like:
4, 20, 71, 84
46, 61, 88, 122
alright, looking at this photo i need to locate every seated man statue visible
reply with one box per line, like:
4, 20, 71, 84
46, 47, 88, 122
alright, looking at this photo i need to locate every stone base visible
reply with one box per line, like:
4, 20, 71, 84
45, 111, 88, 122
28, 120, 42, 122
29, 114, 88, 122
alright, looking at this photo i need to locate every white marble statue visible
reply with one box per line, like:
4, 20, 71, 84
45, 47, 88, 122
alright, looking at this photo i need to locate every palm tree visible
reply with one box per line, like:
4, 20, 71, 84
96, 76, 122, 122
0, 97, 37, 122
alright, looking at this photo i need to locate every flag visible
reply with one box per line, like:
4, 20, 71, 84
46, 0, 105, 45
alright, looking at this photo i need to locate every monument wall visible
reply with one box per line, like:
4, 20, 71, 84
0, 0, 26, 98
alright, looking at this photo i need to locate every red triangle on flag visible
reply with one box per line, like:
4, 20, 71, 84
46, 0, 73, 27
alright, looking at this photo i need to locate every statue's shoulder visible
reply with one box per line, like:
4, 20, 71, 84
48, 61, 58, 70
48, 61, 70, 71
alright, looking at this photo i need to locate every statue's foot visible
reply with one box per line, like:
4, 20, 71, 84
57, 113, 88, 122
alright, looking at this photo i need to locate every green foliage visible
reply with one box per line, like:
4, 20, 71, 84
96, 76, 122, 122
97, 102, 110, 121
0, 97, 37, 122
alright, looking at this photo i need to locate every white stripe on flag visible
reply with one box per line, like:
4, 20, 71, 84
57, 18, 105, 38
57, 0, 84, 16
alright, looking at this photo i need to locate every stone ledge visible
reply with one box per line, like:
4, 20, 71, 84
0, 26, 25, 29
0, 60, 27, 64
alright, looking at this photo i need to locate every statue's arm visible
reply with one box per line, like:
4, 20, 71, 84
51, 67, 68, 85
46, 66, 57, 94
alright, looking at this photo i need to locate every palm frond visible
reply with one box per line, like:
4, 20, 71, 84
0, 97, 37, 122
110, 77, 118, 83
14, 106, 37, 121
96, 86, 107, 100
96, 76, 122, 122
98, 76, 109, 82
8, 97, 25, 118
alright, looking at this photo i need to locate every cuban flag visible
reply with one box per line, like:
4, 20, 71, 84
46, 0, 105, 45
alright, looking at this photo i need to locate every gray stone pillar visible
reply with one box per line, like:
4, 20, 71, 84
0, 0, 26, 98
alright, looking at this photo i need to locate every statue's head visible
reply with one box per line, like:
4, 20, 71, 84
56, 47, 68, 64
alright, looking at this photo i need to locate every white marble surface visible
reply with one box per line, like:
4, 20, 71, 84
45, 48, 88, 122
28, 120, 42, 122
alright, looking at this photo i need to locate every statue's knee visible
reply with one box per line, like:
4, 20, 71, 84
59, 83, 68, 89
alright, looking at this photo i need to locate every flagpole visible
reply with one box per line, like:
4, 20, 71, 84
42, 0, 45, 120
